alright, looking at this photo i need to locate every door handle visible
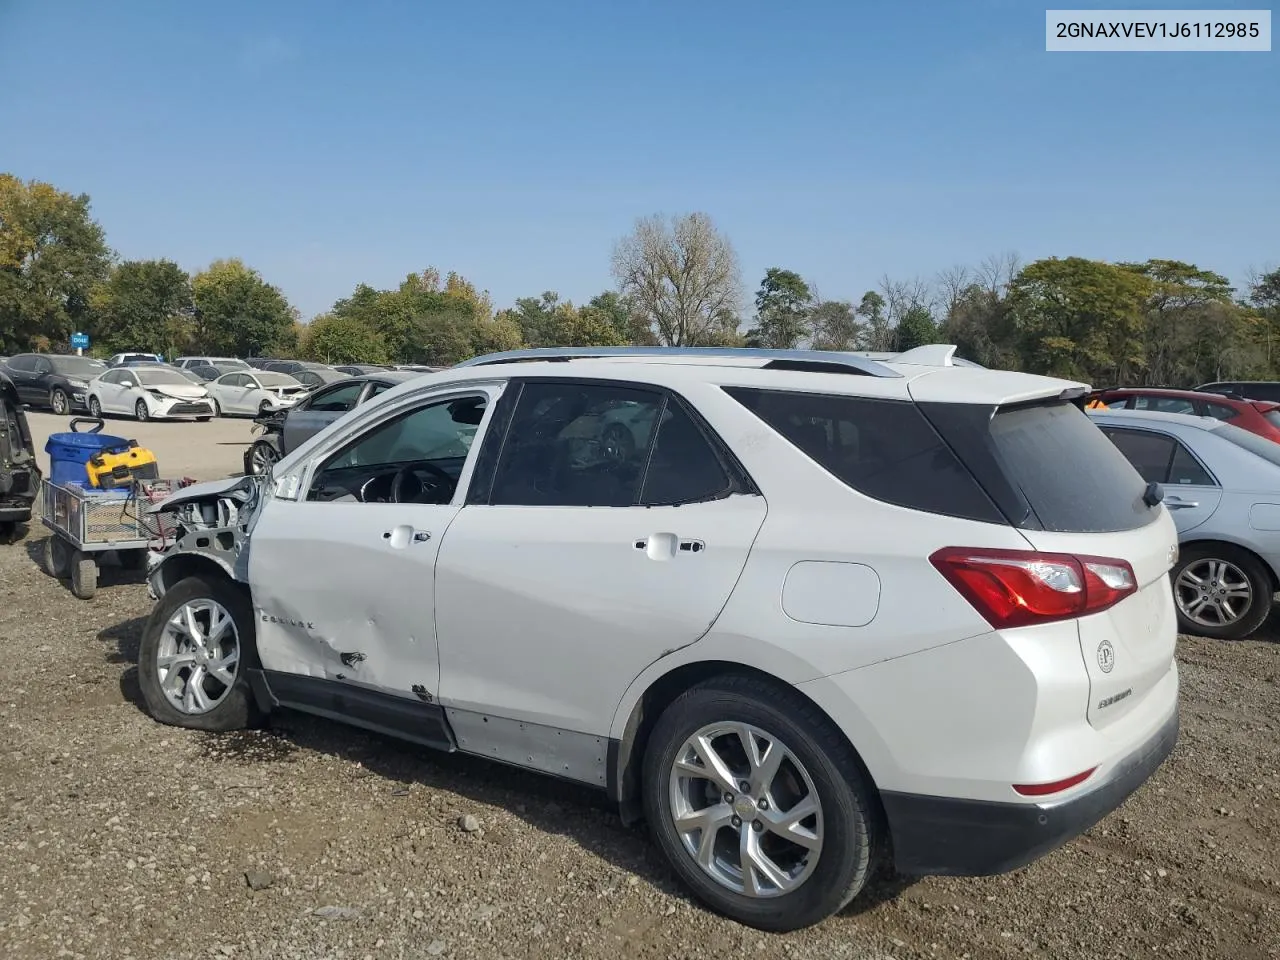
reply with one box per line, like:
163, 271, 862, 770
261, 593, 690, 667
1164, 497, 1200, 509
382, 526, 431, 547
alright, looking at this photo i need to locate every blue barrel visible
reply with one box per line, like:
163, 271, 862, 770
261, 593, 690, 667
45, 418, 131, 487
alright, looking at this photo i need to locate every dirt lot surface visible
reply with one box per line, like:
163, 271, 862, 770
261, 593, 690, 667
1, 433, 1277, 960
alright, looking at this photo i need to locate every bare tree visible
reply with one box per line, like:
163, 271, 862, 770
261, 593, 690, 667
976, 252, 1021, 295
935, 265, 972, 322
611, 213, 742, 346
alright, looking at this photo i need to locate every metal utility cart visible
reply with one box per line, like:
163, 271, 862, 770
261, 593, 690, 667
40, 478, 177, 599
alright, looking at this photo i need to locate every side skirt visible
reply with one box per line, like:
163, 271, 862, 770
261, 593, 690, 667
250, 669, 456, 752
248, 670, 619, 793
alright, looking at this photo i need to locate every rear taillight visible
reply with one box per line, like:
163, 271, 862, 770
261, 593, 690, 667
929, 547, 1137, 629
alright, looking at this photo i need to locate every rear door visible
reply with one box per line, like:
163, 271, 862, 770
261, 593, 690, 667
1099, 425, 1222, 533
434, 378, 767, 735
975, 402, 1179, 731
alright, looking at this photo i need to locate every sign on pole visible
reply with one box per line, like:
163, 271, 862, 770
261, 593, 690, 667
70, 332, 90, 356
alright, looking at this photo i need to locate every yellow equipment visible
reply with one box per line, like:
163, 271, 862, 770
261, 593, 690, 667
85, 441, 159, 490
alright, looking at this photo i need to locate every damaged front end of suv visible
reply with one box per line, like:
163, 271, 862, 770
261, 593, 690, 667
0, 371, 41, 541
144, 474, 268, 600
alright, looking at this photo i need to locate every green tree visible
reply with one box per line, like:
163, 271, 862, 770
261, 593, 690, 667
90, 259, 192, 356
581, 290, 652, 344
855, 291, 892, 351
746, 268, 812, 349
302, 313, 389, 364
0, 173, 111, 351
895, 303, 939, 351
1120, 259, 1235, 385
500, 292, 624, 348
191, 258, 297, 356
1008, 256, 1152, 382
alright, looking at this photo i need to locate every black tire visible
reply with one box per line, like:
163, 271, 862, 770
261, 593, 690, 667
87, 395, 103, 418
0, 521, 14, 544
245, 440, 279, 476
641, 675, 879, 932
196, 416, 212, 422
137, 576, 263, 732
210, 399, 221, 417
258, 399, 273, 416
43, 536, 69, 578
70, 551, 97, 599
135, 399, 150, 422
50, 388, 69, 415
1171, 543, 1273, 640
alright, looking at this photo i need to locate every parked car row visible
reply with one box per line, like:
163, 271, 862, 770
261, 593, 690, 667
0, 351, 441, 421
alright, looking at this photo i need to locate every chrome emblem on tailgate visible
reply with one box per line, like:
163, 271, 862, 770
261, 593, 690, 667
1097, 639, 1116, 673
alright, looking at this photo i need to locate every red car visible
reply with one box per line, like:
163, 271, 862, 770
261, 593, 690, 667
1086, 387, 1280, 443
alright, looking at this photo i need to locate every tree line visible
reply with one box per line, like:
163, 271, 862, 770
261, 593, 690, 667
2, 173, 1276, 387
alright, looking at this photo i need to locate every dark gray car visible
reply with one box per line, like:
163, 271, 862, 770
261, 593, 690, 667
243, 371, 420, 475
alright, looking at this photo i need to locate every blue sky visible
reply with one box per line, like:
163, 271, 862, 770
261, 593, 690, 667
1, 0, 1275, 319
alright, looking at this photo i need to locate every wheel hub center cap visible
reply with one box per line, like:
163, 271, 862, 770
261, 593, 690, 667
194, 648, 209, 665
733, 796, 758, 821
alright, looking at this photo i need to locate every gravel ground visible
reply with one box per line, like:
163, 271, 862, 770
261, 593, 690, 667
0, 424, 1277, 959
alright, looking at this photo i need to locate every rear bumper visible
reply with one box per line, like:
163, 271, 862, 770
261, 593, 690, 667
880, 705, 1178, 876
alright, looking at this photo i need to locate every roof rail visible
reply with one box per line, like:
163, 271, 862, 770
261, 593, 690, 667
454, 346, 903, 378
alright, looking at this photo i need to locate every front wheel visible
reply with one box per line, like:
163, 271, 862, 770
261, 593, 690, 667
87, 395, 103, 418
135, 399, 150, 422
50, 388, 69, 415
642, 675, 879, 932
1172, 544, 1273, 640
258, 399, 273, 416
137, 576, 263, 731
246, 440, 279, 476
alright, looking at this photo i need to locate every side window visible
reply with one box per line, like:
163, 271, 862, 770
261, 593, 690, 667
724, 387, 1003, 523
639, 400, 733, 505
309, 381, 364, 413
1200, 402, 1238, 421
8, 355, 34, 372
1101, 428, 1177, 483
1132, 395, 1196, 415
99, 370, 119, 385
489, 382, 663, 507
34, 358, 52, 374
325, 394, 486, 473
368, 382, 392, 398
1168, 443, 1215, 486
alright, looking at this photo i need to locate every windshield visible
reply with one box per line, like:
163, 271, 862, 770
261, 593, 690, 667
213, 358, 250, 369
1217, 422, 1280, 468
50, 357, 107, 377
258, 373, 300, 387
1264, 411, 1280, 430
135, 369, 194, 386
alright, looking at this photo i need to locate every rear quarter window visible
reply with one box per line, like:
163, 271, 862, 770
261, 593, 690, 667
723, 387, 1004, 523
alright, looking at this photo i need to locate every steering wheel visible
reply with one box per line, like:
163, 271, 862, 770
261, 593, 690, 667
389, 460, 454, 503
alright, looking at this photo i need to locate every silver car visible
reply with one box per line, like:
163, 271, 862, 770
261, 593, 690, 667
1089, 408, 1280, 639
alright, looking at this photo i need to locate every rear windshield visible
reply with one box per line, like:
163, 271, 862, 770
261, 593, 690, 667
1217, 422, 1280, 468
985, 402, 1152, 532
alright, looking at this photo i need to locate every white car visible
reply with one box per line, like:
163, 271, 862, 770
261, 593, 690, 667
106, 351, 163, 367
206, 371, 308, 416
88, 366, 216, 421
174, 356, 251, 371
138, 345, 1180, 931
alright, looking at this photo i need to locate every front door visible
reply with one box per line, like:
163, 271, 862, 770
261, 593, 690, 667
435, 378, 768, 735
281, 379, 364, 454
248, 384, 500, 706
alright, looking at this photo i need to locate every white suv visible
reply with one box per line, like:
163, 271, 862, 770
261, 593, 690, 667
138, 345, 1180, 931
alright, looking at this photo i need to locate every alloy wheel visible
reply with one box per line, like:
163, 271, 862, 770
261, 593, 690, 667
155, 598, 241, 715
1175, 558, 1252, 627
668, 722, 824, 898
250, 443, 278, 475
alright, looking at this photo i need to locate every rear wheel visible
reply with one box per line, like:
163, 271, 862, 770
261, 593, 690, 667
641, 675, 878, 932
43, 536, 70, 577
70, 550, 97, 599
1172, 543, 1273, 640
